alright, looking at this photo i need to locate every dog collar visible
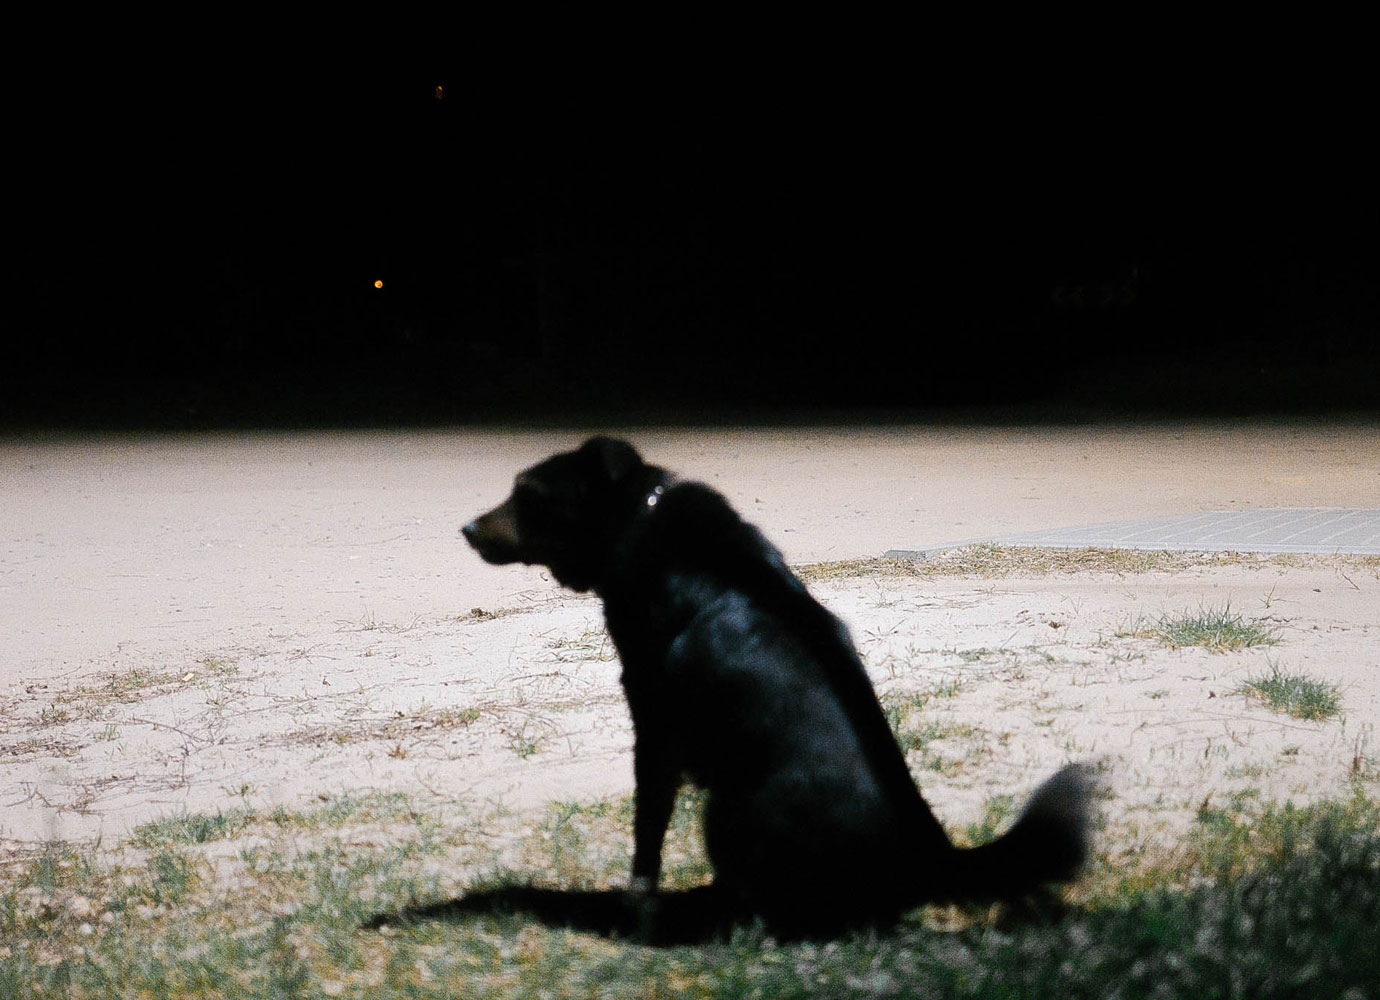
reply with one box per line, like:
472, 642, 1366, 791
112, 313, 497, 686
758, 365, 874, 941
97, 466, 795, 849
644, 484, 666, 509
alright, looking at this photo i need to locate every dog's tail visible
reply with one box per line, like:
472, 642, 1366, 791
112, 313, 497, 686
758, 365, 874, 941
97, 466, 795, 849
934, 763, 1095, 902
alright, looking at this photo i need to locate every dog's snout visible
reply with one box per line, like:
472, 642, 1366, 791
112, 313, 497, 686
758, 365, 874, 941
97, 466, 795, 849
462, 500, 524, 565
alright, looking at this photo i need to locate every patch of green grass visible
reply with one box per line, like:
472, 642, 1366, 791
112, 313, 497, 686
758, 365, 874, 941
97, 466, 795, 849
881, 693, 977, 775
961, 793, 1018, 848
1122, 604, 1280, 652
145, 848, 197, 905
127, 791, 424, 850
513, 790, 713, 895
130, 807, 258, 848
1237, 662, 1341, 721
522, 798, 631, 889
5, 788, 1379, 998
272, 791, 422, 831
1191, 790, 1379, 884
0, 794, 455, 999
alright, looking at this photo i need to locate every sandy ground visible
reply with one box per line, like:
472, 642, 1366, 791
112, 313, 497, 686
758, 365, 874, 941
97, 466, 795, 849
3, 421, 1379, 853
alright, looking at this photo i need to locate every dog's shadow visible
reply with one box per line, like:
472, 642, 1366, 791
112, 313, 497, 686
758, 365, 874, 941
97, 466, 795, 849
362, 883, 1077, 946
361, 883, 744, 946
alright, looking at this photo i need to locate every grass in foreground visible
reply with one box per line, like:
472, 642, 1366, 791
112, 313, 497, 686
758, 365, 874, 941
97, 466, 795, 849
1237, 662, 1342, 721
3, 788, 1378, 998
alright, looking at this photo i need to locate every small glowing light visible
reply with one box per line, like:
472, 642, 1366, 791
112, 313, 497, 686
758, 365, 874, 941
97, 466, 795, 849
434, 85, 443, 100
373, 279, 384, 289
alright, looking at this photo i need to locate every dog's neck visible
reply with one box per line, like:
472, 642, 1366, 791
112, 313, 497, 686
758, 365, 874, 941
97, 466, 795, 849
638, 470, 675, 515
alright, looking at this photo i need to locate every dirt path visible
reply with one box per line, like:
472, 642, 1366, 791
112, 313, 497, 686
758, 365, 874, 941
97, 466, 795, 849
3, 421, 1378, 847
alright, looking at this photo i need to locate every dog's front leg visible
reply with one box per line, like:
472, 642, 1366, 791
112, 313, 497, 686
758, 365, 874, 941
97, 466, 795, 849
630, 736, 679, 893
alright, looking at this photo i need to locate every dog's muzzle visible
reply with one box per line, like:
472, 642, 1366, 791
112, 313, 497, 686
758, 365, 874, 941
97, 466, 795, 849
462, 500, 523, 564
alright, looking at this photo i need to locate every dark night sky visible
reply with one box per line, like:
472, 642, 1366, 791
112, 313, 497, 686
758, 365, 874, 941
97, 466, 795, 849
8, 59, 1378, 426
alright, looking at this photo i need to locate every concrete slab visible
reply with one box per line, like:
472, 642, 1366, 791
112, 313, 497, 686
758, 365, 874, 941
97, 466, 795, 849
886, 508, 1380, 558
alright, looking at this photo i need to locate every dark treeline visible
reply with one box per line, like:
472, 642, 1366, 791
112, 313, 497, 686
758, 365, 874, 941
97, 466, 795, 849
10, 68, 1378, 425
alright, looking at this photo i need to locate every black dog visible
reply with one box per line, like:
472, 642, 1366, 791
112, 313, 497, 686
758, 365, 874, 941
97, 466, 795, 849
463, 437, 1091, 937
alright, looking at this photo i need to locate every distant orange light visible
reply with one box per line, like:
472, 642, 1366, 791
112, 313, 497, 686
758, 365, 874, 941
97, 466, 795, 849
373, 280, 384, 289
435, 85, 443, 100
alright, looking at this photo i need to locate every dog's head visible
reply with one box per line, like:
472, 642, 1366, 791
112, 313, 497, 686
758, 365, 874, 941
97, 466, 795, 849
462, 436, 653, 591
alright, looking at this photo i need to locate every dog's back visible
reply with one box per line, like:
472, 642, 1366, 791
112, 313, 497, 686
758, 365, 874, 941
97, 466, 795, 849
599, 473, 1089, 930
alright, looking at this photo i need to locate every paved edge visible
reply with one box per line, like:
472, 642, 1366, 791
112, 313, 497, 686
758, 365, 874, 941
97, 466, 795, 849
885, 508, 1380, 560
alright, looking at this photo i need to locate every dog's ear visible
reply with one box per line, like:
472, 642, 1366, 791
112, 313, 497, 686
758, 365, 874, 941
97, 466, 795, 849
579, 437, 643, 483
